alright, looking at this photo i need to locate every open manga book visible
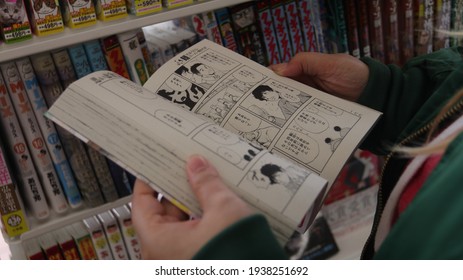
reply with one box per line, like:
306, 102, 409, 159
45, 40, 381, 243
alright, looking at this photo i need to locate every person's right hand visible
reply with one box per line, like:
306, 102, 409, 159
269, 52, 369, 102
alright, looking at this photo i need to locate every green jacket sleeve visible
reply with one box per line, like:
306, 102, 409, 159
358, 46, 463, 154
192, 214, 288, 260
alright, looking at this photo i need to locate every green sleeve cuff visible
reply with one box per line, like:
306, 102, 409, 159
193, 214, 288, 260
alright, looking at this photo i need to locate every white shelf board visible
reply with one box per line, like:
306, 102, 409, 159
0, 0, 248, 63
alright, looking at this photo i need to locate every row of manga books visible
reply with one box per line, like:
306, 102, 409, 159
0, 0, 202, 44
23, 204, 141, 260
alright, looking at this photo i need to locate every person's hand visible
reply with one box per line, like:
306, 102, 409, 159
269, 52, 369, 101
131, 155, 254, 259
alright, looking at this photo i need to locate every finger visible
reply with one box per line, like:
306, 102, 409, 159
160, 197, 190, 221
131, 179, 164, 217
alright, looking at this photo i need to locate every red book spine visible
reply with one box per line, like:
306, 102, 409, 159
356, 0, 371, 57
382, 0, 400, 64
344, 0, 361, 58
398, 0, 414, 65
367, 0, 386, 62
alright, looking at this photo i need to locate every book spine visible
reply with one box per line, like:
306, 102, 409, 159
38, 233, 64, 260
112, 205, 141, 260
86, 147, 119, 203
0, 74, 50, 220
0, 140, 29, 238
83, 40, 109, 72
98, 211, 129, 260
202, 11, 224, 46
214, 8, 239, 53
67, 44, 93, 79
66, 223, 98, 260
50, 49, 78, 89
100, 35, 132, 80
15, 57, 83, 209
23, 239, 46, 260
256, 0, 281, 65
284, 0, 305, 55
414, 0, 434, 55
367, 0, 386, 62
1, 62, 69, 214
344, 0, 361, 58
30, 53, 105, 208
54, 228, 81, 260
296, 0, 318, 52
356, 0, 371, 57
83, 216, 113, 260
450, 0, 463, 46
382, 0, 400, 64
398, 0, 415, 65
325, 0, 349, 54
117, 30, 150, 85
433, 0, 451, 50
311, 0, 329, 53
270, 0, 293, 62
136, 30, 156, 76
189, 13, 208, 41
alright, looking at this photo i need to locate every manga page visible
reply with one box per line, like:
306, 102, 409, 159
143, 39, 381, 189
46, 70, 327, 243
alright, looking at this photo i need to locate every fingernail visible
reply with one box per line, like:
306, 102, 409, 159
269, 63, 288, 75
188, 155, 208, 173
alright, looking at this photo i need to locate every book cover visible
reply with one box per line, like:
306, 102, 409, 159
356, 0, 371, 57
256, 0, 281, 65
344, 0, 361, 58
162, 0, 192, 9
67, 44, 92, 79
117, 29, 150, 85
270, 0, 292, 62
38, 232, 63, 259
367, 0, 386, 62
382, 0, 400, 64
0, 139, 29, 238
94, 0, 127, 21
98, 210, 129, 260
398, 0, 414, 65
0, 0, 33, 43
202, 10, 223, 46
215, 8, 239, 53
1, 61, 69, 214
83, 216, 113, 260
0, 73, 50, 220
25, 0, 65, 36
112, 205, 141, 260
60, 0, 97, 29
433, 0, 451, 50
188, 13, 208, 41
414, 0, 434, 55
229, 2, 267, 65
100, 35, 132, 80
125, 0, 161, 16
66, 222, 98, 260
83, 39, 109, 72
53, 227, 80, 259
30, 52, 105, 208
284, 0, 305, 56
296, 0, 318, 52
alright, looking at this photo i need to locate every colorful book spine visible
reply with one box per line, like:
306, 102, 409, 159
414, 0, 434, 55
0, 73, 49, 220
356, 0, 371, 57
367, 0, 386, 62
137, 30, 156, 76
112, 205, 141, 260
30, 52, 105, 208
98, 210, 129, 260
117, 30, 150, 85
398, 0, 415, 64
214, 8, 239, 53
38, 232, 64, 259
296, 0, 318, 52
100, 35, 132, 80
270, 0, 292, 62
54, 228, 81, 260
202, 11, 223, 46
1, 62, 69, 214
189, 13, 208, 41
83, 40, 109, 72
256, 1, 281, 65
344, 0, 361, 58
382, 0, 400, 64
67, 44, 92, 79
15, 57, 83, 209
83, 216, 113, 260
433, 0, 451, 50
0, 139, 29, 238
284, 0, 305, 56
66, 222, 98, 260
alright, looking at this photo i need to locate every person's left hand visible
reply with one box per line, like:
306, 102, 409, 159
131, 155, 255, 259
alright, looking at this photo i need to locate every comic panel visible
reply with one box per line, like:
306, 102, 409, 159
240, 79, 312, 127
155, 74, 206, 110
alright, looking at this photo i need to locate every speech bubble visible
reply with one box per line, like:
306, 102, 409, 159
275, 130, 319, 163
226, 109, 262, 133
154, 110, 197, 135
202, 125, 241, 145
164, 75, 192, 92
311, 100, 343, 116
196, 53, 238, 71
232, 66, 265, 84
294, 111, 329, 134
268, 80, 304, 103
216, 147, 242, 164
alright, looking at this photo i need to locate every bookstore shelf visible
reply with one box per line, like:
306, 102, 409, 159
0, 0, 249, 63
